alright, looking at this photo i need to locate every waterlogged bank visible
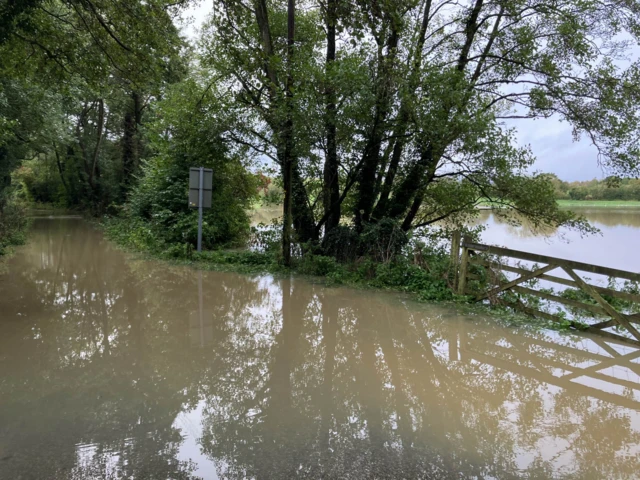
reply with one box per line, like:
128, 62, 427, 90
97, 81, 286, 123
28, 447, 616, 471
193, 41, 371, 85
1, 218, 640, 479
104, 214, 459, 304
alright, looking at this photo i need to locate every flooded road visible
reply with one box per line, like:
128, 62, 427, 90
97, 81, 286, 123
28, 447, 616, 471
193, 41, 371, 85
1, 218, 640, 479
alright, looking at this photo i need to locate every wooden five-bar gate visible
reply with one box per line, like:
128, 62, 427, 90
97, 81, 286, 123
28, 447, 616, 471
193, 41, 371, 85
451, 232, 640, 347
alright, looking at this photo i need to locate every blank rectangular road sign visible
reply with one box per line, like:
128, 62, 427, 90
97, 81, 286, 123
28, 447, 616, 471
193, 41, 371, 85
189, 189, 212, 209
189, 168, 213, 190
189, 168, 213, 209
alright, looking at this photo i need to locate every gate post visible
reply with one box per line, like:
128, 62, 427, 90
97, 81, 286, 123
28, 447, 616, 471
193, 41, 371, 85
457, 235, 470, 295
450, 230, 461, 285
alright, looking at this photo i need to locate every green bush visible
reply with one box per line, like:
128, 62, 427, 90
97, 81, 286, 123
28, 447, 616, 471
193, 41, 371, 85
368, 257, 454, 301
360, 218, 409, 263
122, 79, 258, 250
0, 195, 29, 256
297, 254, 340, 277
322, 225, 360, 262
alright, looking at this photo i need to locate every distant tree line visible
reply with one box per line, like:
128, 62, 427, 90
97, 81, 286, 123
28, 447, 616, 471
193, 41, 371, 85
547, 175, 640, 201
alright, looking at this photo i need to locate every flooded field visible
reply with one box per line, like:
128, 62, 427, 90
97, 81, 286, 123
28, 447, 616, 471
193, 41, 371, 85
1, 218, 640, 479
478, 207, 640, 274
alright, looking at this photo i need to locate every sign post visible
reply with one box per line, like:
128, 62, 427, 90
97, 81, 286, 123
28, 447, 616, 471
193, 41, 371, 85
197, 167, 204, 252
189, 167, 213, 252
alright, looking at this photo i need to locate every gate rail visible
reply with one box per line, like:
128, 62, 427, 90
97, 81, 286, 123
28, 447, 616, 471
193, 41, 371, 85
451, 232, 640, 347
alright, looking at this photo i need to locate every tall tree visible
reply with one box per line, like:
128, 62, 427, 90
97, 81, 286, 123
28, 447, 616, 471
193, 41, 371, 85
203, 0, 640, 259
282, 0, 296, 265
322, 0, 340, 235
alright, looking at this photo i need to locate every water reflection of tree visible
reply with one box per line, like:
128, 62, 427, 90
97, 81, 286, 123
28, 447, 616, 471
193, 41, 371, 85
0, 220, 266, 479
1, 219, 640, 479
563, 208, 640, 228
198, 281, 640, 479
0, 221, 199, 478
474, 209, 640, 238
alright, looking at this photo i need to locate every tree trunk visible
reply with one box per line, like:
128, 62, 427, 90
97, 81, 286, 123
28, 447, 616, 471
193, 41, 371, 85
0, 152, 10, 214
52, 142, 70, 196
292, 162, 317, 243
372, 123, 406, 219
88, 99, 105, 192
282, 151, 293, 265
400, 149, 440, 231
381, 0, 483, 227
282, 0, 295, 266
354, 24, 399, 231
122, 91, 142, 190
322, 0, 340, 236
373, 0, 432, 220
253, 0, 278, 89
401, 189, 425, 231
387, 143, 434, 220
457, 0, 484, 73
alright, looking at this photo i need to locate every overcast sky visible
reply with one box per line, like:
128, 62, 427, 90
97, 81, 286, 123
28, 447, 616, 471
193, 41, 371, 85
181, 1, 626, 182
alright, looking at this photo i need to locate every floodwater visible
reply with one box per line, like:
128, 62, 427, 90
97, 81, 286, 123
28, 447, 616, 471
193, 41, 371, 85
2, 218, 640, 479
476, 207, 640, 274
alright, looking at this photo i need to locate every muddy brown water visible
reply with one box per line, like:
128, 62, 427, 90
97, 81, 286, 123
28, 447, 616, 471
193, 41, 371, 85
476, 208, 640, 274
1, 218, 640, 479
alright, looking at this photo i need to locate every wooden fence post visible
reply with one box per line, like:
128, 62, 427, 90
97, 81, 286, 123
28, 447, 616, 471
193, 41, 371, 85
457, 236, 470, 295
450, 230, 461, 285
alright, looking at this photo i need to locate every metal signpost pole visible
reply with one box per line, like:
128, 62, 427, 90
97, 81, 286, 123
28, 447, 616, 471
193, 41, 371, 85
197, 166, 204, 252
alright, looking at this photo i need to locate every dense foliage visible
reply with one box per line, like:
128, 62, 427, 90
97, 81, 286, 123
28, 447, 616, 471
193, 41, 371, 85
3, 0, 640, 265
0, 0, 257, 250
119, 79, 258, 250
0, 0, 187, 207
0, 195, 28, 258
